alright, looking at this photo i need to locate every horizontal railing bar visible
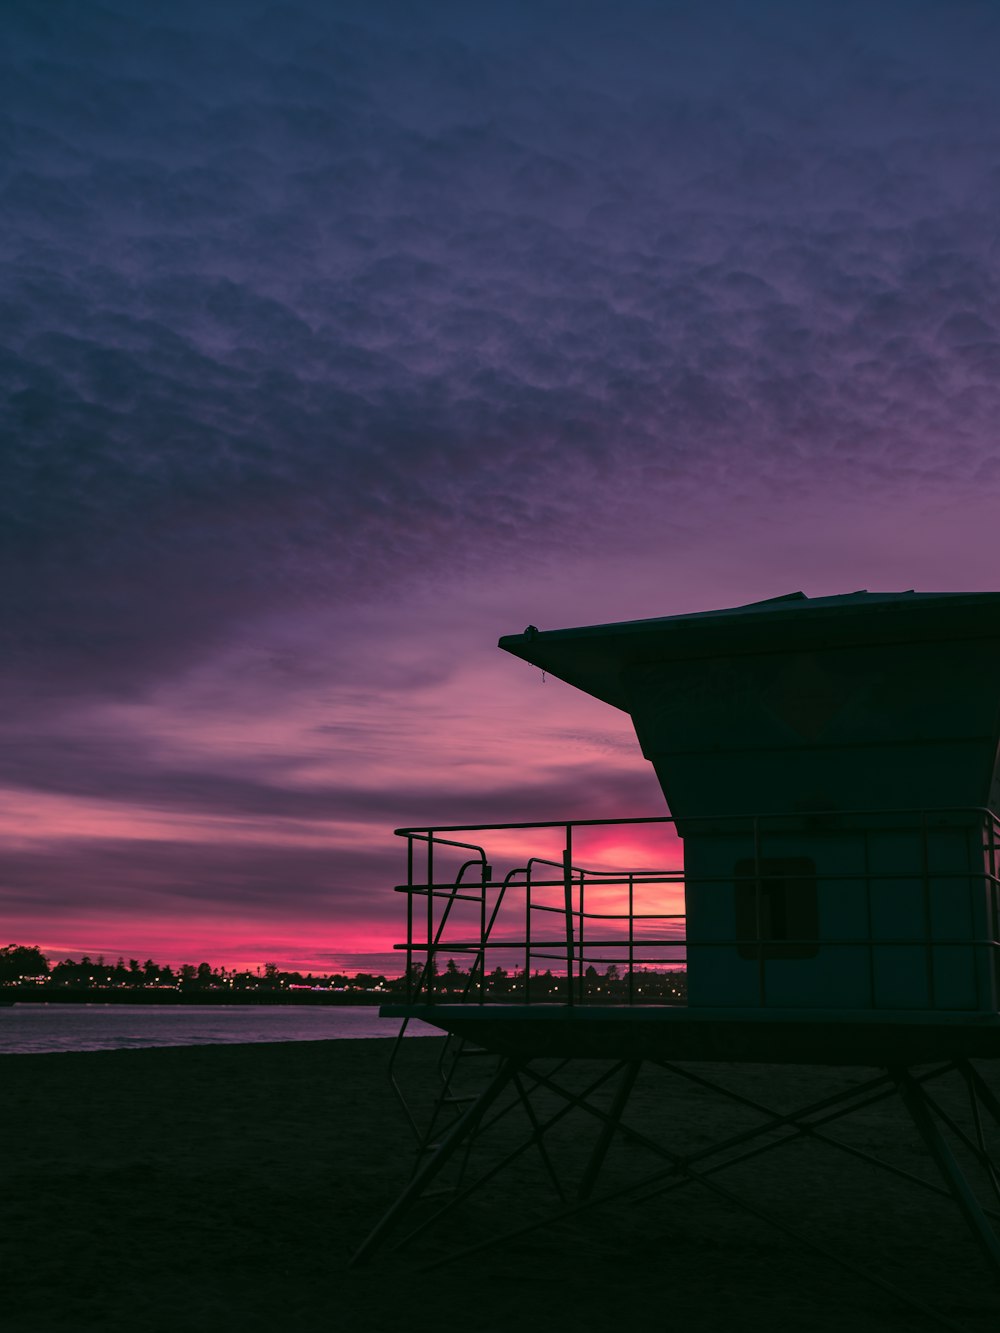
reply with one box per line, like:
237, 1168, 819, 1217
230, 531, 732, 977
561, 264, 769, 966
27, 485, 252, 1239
396, 936, 999, 951
416, 944, 484, 953
580, 869, 680, 878
398, 869, 997, 890
397, 805, 1000, 1007
526, 903, 682, 919
559, 958, 686, 967
394, 888, 485, 902
396, 942, 687, 952
400, 833, 489, 854
395, 804, 1000, 836
525, 906, 684, 921
395, 877, 681, 891
516, 874, 685, 886
526, 955, 685, 966
396, 879, 682, 893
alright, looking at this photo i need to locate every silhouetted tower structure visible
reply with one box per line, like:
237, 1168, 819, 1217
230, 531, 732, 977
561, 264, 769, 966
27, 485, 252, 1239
357, 591, 1000, 1318
502, 591, 1000, 1014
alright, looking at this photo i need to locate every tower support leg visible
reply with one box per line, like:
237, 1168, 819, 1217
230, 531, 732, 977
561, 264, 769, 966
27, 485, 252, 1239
892, 1065, 1000, 1273
961, 1059, 1000, 1129
577, 1060, 641, 1200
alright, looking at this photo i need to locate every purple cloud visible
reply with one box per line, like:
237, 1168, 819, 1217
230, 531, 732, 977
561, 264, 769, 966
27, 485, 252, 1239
4, 0, 1000, 964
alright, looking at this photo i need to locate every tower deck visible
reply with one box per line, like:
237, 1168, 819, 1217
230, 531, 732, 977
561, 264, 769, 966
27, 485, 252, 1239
382, 1001, 1000, 1064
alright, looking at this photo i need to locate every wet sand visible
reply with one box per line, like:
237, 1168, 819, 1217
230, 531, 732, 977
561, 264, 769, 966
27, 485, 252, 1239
3, 1038, 999, 1332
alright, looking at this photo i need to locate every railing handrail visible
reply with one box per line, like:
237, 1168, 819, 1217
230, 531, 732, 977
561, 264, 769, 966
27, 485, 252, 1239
395, 805, 1000, 837
395, 805, 1000, 1010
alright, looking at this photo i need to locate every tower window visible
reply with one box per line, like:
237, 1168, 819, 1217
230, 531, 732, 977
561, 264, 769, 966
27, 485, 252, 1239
734, 857, 818, 960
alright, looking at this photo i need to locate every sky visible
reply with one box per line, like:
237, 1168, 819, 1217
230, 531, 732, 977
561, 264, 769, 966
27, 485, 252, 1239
4, 0, 1000, 974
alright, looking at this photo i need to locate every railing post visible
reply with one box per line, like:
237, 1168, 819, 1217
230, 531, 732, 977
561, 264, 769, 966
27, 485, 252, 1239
920, 811, 935, 1010
524, 863, 532, 1004
480, 856, 488, 1004
427, 832, 435, 1005
406, 835, 414, 1003
862, 824, 875, 1010
628, 872, 635, 1005
989, 814, 1000, 1009
753, 817, 766, 1007
564, 826, 575, 1007
578, 866, 585, 1002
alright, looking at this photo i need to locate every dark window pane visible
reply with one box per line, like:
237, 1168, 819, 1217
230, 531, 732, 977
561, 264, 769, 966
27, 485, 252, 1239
734, 857, 818, 960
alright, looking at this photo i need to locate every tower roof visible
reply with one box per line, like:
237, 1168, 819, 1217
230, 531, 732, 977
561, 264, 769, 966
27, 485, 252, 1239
499, 590, 1000, 712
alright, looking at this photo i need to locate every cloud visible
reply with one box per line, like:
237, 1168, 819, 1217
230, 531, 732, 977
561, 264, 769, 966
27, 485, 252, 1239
6, 0, 1000, 959
5, 0, 1000, 704
0, 715, 660, 825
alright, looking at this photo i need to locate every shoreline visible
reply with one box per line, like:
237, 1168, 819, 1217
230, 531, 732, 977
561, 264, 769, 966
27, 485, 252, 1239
1, 989, 387, 1005
0, 1001, 419, 1057
3, 1039, 999, 1332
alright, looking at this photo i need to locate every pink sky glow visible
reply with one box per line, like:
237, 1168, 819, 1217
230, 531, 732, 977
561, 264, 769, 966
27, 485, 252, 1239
6, 1, 1000, 973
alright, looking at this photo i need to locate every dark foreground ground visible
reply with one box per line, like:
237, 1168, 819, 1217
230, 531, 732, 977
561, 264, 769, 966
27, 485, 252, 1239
2, 1037, 999, 1333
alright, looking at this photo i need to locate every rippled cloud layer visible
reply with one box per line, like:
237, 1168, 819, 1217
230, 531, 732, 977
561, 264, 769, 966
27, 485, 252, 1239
4, 0, 1000, 967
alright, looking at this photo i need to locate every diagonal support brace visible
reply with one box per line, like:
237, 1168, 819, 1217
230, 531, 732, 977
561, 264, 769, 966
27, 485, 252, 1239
352, 1056, 519, 1266
892, 1065, 1000, 1273
578, 1060, 642, 1200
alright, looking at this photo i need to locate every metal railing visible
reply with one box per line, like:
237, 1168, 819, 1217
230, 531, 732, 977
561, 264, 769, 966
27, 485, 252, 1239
391, 807, 1000, 1012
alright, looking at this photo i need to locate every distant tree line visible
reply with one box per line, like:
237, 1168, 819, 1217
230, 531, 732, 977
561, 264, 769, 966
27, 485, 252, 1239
408, 958, 687, 1002
0, 945, 51, 982
0, 944, 393, 993
1, 944, 686, 1002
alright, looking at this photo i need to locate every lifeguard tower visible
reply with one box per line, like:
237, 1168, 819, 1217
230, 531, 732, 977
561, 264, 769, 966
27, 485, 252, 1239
356, 591, 1000, 1318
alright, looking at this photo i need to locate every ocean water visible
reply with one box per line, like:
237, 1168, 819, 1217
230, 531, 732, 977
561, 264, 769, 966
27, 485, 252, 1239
0, 1003, 440, 1055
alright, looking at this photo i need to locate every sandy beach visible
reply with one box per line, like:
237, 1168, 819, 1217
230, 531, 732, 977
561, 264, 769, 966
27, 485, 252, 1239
3, 1037, 999, 1333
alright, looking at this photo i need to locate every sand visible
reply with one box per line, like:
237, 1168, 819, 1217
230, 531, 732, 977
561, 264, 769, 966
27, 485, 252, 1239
2, 1036, 999, 1333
